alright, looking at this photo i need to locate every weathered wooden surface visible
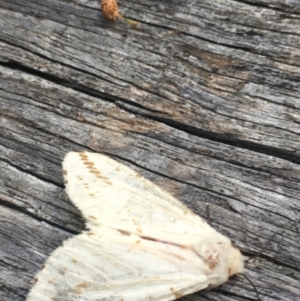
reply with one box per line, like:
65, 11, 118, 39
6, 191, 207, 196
0, 0, 300, 300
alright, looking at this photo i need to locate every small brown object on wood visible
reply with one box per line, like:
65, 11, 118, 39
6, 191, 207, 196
100, 0, 119, 21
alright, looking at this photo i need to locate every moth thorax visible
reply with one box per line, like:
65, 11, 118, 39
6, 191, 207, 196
193, 237, 243, 276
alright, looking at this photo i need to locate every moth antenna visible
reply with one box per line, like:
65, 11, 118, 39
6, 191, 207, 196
245, 250, 262, 264
245, 231, 278, 263
246, 220, 298, 264
239, 273, 261, 301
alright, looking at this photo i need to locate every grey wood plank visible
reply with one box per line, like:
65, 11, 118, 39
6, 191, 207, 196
0, 0, 300, 158
0, 0, 299, 300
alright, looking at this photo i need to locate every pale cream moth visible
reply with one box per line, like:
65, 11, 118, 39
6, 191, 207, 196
26, 152, 244, 301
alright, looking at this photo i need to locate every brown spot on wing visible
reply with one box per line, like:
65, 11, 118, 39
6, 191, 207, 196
63, 170, 67, 175
75, 282, 89, 295
93, 172, 112, 185
79, 152, 88, 160
174, 292, 184, 299
209, 261, 218, 270
48, 278, 56, 284
118, 229, 131, 236
76, 282, 88, 289
89, 215, 97, 220
83, 161, 95, 168
60, 267, 68, 275
79, 154, 113, 186
207, 253, 219, 270
137, 227, 143, 233
89, 168, 99, 175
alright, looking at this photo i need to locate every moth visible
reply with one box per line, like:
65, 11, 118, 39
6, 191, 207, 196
26, 151, 244, 301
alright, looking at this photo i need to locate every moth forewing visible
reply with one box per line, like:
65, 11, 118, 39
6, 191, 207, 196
26, 151, 244, 301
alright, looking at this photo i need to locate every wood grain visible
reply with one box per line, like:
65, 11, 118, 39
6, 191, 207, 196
0, 0, 299, 300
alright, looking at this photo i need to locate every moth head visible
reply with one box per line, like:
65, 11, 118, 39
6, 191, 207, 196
227, 245, 244, 277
